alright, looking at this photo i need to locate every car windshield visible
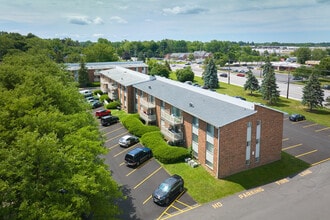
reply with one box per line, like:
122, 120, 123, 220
158, 183, 170, 193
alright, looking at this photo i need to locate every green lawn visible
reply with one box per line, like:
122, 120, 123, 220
163, 152, 309, 203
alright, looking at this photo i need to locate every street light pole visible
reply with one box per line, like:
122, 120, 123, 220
286, 71, 290, 99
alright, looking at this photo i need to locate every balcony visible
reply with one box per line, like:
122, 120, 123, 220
139, 111, 156, 123
161, 126, 183, 142
140, 98, 155, 109
109, 83, 118, 91
161, 109, 183, 125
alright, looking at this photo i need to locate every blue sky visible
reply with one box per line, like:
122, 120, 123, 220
1, 0, 330, 43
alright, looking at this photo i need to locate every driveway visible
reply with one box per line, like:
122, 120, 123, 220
95, 109, 198, 220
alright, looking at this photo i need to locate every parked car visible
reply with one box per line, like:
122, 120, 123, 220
323, 84, 330, 90
292, 76, 303, 80
153, 174, 184, 206
289, 114, 306, 122
95, 109, 111, 118
236, 73, 245, 77
101, 115, 119, 126
80, 89, 93, 98
125, 147, 152, 167
119, 135, 139, 147
219, 73, 228, 77
91, 101, 103, 109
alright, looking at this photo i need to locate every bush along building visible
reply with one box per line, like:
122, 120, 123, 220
100, 67, 284, 178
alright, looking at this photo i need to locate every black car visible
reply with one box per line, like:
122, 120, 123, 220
153, 174, 184, 206
125, 147, 152, 167
91, 101, 103, 109
219, 73, 228, 77
101, 115, 119, 126
289, 114, 306, 122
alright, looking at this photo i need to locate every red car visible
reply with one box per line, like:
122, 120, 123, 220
95, 109, 111, 118
236, 73, 245, 77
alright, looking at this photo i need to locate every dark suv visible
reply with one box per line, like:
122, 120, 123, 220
125, 147, 152, 167
101, 115, 119, 126
153, 174, 184, 206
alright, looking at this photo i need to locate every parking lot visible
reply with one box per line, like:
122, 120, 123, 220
94, 108, 198, 220
282, 116, 330, 166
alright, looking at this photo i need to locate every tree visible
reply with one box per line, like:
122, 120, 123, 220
260, 59, 280, 104
295, 47, 311, 64
0, 53, 123, 219
302, 73, 324, 111
149, 63, 170, 78
203, 58, 219, 89
317, 57, 330, 77
78, 59, 89, 87
175, 66, 194, 82
244, 71, 260, 95
83, 41, 119, 62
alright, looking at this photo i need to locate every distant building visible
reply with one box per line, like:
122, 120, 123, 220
65, 61, 148, 83
100, 67, 284, 178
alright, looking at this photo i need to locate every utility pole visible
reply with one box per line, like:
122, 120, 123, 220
286, 71, 290, 99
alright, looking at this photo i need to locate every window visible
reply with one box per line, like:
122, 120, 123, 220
192, 133, 198, 158
256, 120, 261, 162
246, 122, 252, 165
160, 101, 165, 110
148, 95, 154, 103
207, 124, 214, 136
192, 117, 199, 127
171, 106, 181, 117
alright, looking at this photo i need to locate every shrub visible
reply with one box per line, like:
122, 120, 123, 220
99, 94, 110, 103
93, 89, 103, 96
121, 114, 159, 137
106, 100, 121, 109
141, 131, 190, 164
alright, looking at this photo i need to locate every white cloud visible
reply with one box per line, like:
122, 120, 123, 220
109, 16, 128, 24
68, 15, 104, 25
162, 5, 208, 15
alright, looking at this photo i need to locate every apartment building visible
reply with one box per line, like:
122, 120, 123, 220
66, 61, 148, 83
100, 67, 284, 178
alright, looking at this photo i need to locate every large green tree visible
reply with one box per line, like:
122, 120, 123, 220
244, 71, 260, 95
203, 58, 219, 89
302, 73, 324, 111
260, 59, 280, 104
295, 47, 312, 64
78, 59, 90, 87
175, 66, 194, 82
0, 53, 123, 219
149, 63, 170, 78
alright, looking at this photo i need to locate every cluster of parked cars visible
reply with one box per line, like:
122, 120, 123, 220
80, 89, 103, 108
118, 133, 185, 206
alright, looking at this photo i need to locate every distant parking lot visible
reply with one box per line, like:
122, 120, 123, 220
94, 108, 198, 220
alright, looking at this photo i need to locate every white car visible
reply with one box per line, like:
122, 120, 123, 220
118, 135, 139, 148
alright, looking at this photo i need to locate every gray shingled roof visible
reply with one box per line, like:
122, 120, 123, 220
134, 76, 257, 128
100, 66, 151, 86
66, 61, 147, 71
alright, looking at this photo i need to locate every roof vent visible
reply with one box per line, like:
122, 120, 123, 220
189, 102, 194, 107
148, 86, 151, 89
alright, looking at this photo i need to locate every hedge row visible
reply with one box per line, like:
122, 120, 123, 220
140, 131, 190, 164
106, 100, 121, 109
120, 114, 159, 137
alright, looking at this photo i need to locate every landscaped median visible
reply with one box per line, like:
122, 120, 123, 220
111, 110, 310, 204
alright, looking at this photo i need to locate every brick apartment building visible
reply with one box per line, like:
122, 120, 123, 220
100, 67, 284, 178
66, 61, 148, 83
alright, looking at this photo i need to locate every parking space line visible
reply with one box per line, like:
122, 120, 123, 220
108, 144, 119, 150
113, 147, 131, 158
143, 195, 152, 205
119, 162, 125, 166
303, 123, 318, 128
312, 157, 330, 166
282, 138, 289, 142
103, 127, 125, 135
295, 150, 318, 158
105, 132, 128, 143
315, 127, 330, 132
282, 143, 302, 151
133, 166, 162, 189
126, 159, 153, 176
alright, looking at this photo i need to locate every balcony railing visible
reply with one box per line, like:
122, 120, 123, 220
109, 83, 118, 91
161, 126, 183, 142
140, 98, 155, 109
161, 109, 183, 125
139, 111, 156, 123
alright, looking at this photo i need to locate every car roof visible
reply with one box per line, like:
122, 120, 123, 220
163, 175, 182, 186
127, 147, 150, 155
